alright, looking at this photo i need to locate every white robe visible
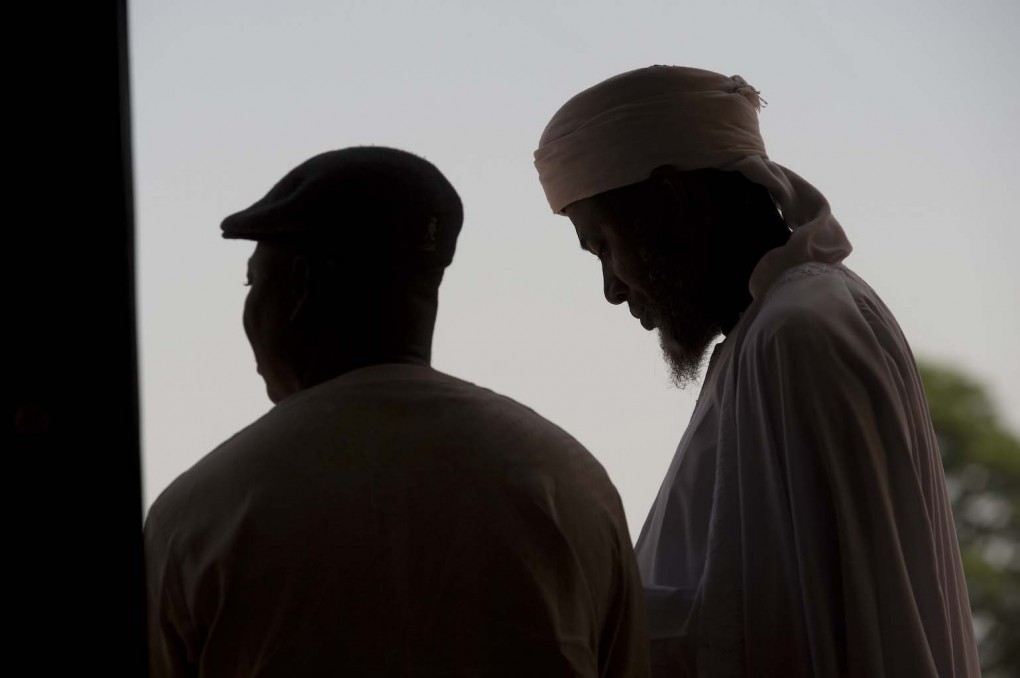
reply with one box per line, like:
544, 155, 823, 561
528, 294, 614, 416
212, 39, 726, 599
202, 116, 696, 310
635, 262, 980, 677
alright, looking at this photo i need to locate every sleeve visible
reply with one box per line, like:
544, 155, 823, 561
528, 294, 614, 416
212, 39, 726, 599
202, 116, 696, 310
643, 586, 696, 677
709, 307, 947, 676
597, 518, 653, 678
144, 512, 198, 678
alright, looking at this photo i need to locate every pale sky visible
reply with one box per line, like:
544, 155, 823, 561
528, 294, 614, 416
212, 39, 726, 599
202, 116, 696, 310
131, 0, 1019, 534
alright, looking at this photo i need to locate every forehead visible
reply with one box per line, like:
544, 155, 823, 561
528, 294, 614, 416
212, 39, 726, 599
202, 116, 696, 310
564, 197, 607, 239
565, 195, 602, 221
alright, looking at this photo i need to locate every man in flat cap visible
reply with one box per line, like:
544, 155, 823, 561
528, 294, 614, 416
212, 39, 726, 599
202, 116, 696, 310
535, 67, 979, 676
144, 147, 649, 677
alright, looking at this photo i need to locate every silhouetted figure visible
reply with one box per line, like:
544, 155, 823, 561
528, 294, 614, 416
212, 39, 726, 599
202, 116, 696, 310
534, 67, 979, 677
145, 147, 650, 677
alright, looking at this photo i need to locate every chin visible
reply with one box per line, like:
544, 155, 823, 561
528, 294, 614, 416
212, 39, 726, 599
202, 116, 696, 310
260, 373, 287, 404
658, 327, 717, 390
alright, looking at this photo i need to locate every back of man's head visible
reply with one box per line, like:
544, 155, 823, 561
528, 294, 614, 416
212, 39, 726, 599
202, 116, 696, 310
221, 147, 463, 401
223, 146, 463, 284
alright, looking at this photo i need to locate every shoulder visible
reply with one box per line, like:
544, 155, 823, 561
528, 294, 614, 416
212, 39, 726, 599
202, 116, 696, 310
414, 367, 592, 453
332, 366, 632, 557
144, 418, 261, 543
426, 370, 628, 522
730, 263, 918, 399
741, 263, 883, 354
730, 263, 919, 409
144, 391, 308, 542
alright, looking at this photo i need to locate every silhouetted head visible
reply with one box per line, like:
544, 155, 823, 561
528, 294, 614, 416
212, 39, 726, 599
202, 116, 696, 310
221, 147, 463, 403
533, 66, 825, 386
565, 166, 789, 387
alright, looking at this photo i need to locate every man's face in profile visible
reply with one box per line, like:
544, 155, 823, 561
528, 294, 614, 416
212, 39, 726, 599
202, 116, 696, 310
243, 241, 300, 403
566, 198, 660, 330
566, 196, 721, 387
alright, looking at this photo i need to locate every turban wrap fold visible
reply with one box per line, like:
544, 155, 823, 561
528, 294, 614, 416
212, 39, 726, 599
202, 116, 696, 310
533, 65, 853, 298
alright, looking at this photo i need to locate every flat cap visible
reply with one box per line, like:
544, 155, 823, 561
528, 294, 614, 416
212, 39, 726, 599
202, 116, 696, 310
221, 146, 463, 270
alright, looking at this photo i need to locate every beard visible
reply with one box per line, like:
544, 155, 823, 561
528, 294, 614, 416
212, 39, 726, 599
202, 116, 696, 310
656, 314, 719, 389
640, 242, 722, 389
653, 293, 720, 389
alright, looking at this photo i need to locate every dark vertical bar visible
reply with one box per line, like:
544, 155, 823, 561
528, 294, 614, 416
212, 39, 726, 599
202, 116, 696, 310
114, 1, 149, 671
10, 0, 146, 672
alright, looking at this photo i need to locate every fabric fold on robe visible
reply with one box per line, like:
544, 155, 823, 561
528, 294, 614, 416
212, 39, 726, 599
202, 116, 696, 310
635, 263, 979, 677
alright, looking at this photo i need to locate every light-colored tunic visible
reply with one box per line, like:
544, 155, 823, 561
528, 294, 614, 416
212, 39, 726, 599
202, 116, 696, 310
636, 262, 980, 677
146, 363, 649, 677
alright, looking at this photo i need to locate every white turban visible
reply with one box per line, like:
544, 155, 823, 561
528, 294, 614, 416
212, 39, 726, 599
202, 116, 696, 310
534, 65, 852, 298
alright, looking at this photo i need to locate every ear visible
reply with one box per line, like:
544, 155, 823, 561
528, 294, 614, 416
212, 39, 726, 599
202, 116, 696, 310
288, 254, 312, 323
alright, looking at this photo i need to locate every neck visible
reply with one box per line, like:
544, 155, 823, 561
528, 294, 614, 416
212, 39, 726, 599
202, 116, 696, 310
716, 216, 791, 336
718, 288, 752, 337
290, 291, 439, 393
293, 348, 431, 393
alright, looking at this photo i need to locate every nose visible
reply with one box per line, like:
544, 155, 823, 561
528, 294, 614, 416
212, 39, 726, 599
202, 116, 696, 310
602, 261, 628, 305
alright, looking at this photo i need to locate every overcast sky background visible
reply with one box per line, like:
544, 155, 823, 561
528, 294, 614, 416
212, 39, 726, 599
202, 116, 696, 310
131, 0, 1019, 534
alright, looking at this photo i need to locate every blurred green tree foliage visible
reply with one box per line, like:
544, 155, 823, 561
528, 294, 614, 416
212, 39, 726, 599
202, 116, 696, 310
920, 360, 1019, 676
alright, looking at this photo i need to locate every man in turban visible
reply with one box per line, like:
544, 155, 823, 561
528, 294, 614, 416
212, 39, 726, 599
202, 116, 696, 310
145, 147, 649, 677
534, 66, 979, 676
